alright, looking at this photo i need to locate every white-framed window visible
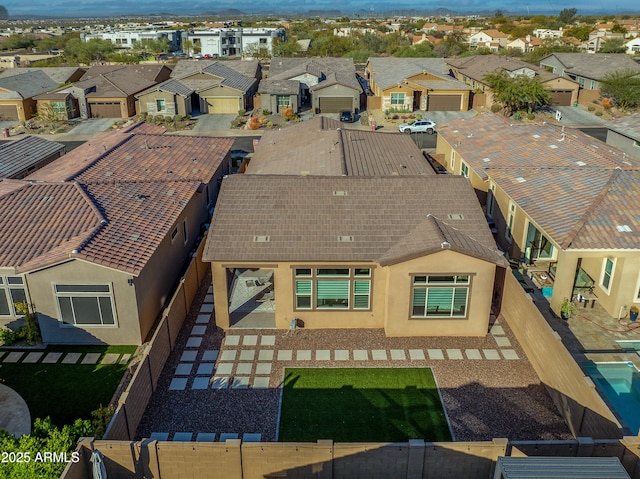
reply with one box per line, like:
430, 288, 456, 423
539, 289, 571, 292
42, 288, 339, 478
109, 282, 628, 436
0, 276, 28, 317
600, 258, 615, 292
156, 99, 166, 112
276, 95, 291, 108
294, 267, 371, 311
411, 275, 469, 319
54, 284, 117, 326
390, 92, 405, 106
506, 202, 515, 242
590, 80, 596, 89
461, 162, 469, 178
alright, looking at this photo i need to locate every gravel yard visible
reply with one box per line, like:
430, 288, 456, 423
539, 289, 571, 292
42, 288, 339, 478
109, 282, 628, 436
136, 274, 572, 442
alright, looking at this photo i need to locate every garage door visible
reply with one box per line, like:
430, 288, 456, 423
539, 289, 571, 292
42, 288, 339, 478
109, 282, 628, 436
427, 95, 462, 111
206, 97, 240, 114
550, 90, 573, 106
89, 102, 122, 118
319, 97, 352, 113
0, 105, 19, 120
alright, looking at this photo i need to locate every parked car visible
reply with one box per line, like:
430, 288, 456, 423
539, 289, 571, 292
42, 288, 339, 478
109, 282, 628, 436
340, 110, 355, 123
398, 120, 436, 134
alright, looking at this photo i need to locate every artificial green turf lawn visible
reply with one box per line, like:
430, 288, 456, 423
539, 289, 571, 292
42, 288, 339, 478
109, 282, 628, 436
279, 368, 451, 442
0, 345, 137, 427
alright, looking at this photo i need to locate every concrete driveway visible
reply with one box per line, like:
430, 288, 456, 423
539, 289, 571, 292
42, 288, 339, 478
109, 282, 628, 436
193, 114, 236, 132
66, 118, 117, 135
548, 105, 606, 127
0, 120, 19, 130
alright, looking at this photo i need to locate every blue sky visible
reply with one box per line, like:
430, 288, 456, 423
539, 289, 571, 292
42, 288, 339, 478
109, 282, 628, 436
3, 0, 639, 17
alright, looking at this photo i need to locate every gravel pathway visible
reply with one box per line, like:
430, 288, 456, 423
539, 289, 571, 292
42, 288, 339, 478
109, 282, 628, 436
136, 274, 572, 442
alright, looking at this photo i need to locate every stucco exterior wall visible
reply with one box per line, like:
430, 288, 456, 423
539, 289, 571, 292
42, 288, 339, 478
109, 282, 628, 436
312, 84, 360, 113
137, 91, 190, 117
260, 93, 298, 114
606, 130, 640, 160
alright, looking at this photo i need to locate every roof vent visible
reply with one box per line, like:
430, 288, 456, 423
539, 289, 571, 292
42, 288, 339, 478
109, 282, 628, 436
338, 235, 354, 242
575, 161, 586, 166
333, 190, 348, 196
71, 249, 79, 254
549, 144, 558, 149
129, 233, 140, 241
616, 225, 632, 233
448, 213, 464, 220
441, 241, 450, 249
516, 177, 526, 183
253, 235, 270, 242
533, 134, 540, 139
482, 157, 491, 163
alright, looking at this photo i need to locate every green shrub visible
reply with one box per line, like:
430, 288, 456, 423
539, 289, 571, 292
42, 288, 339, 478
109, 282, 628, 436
139, 112, 148, 121
165, 116, 173, 123
238, 109, 246, 116
182, 115, 191, 121
513, 112, 523, 121
527, 112, 535, 120
595, 111, 603, 116
490, 104, 502, 113
0, 328, 16, 346
588, 105, 596, 111
262, 109, 271, 116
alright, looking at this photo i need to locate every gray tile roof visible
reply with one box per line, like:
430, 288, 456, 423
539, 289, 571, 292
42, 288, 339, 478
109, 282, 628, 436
0, 70, 59, 100
367, 58, 453, 90
309, 71, 362, 93
541, 53, 640, 81
258, 79, 300, 95
136, 78, 195, 98
201, 62, 257, 92
446, 56, 567, 85
0, 67, 84, 84
607, 113, 640, 141
203, 175, 502, 264
268, 58, 361, 91
171, 59, 259, 80
0, 136, 65, 179
245, 117, 435, 177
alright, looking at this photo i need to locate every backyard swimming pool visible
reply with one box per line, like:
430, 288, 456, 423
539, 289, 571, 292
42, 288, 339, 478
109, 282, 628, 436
584, 362, 640, 435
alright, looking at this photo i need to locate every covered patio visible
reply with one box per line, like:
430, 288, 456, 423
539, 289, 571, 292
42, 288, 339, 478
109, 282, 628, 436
227, 268, 275, 329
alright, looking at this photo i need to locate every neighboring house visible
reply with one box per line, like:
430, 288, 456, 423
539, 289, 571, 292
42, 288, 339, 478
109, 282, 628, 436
169, 60, 259, 114
585, 32, 626, 53
507, 35, 542, 53
435, 113, 640, 321
605, 114, 640, 160
0, 68, 85, 121
0, 123, 233, 345
136, 79, 195, 117
262, 58, 362, 114
81, 30, 182, 52
539, 53, 640, 91
185, 28, 285, 58
447, 56, 579, 107
366, 57, 472, 112
468, 30, 510, 51
625, 37, 640, 55
0, 136, 65, 179
533, 28, 563, 39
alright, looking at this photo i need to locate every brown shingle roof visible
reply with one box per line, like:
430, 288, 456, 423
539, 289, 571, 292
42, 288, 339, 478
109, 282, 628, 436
204, 175, 501, 264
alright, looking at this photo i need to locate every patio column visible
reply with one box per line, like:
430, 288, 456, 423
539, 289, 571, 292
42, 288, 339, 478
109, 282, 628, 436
550, 250, 579, 316
212, 263, 230, 330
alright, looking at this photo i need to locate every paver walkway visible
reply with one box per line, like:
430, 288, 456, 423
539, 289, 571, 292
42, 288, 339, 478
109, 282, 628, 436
0, 349, 131, 365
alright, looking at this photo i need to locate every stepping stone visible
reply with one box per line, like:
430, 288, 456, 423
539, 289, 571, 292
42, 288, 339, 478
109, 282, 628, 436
225, 335, 240, 346
483, 349, 501, 360
335, 350, 349, 361
100, 353, 119, 365
191, 325, 207, 336
191, 377, 210, 390
236, 363, 253, 375
215, 363, 233, 375
258, 350, 274, 361
150, 432, 169, 441
390, 349, 406, 361
61, 352, 81, 364
220, 350, 237, 361
243, 433, 262, 442
252, 377, 270, 389
200, 304, 214, 313
186, 337, 202, 348
409, 349, 425, 361
316, 350, 331, 361
175, 363, 193, 375
196, 363, 215, 375
202, 350, 219, 361
353, 350, 368, 361
371, 350, 387, 361
219, 433, 239, 442
23, 352, 44, 363
465, 349, 482, 360
211, 377, 230, 389
495, 336, 512, 348
3, 352, 24, 363
204, 294, 214, 303
255, 363, 272, 375
119, 354, 131, 365
239, 350, 255, 361
181, 351, 198, 362
243, 335, 258, 346
81, 353, 101, 364
196, 433, 216, 442
42, 352, 63, 364
169, 378, 188, 390
446, 349, 463, 360
196, 314, 210, 324
427, 349, 444, 360
261, 335, 276, 346
296, 350, 311, 361
491, 325, 505, 336
278, 350, 292, 361
502, 349, 519, 360
231, 377, 249, 389
173, 432, 194, 441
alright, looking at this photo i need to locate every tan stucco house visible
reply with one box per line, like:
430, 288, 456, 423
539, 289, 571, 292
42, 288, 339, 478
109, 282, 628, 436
136, 79, 195, 117
0, 123, 233, 345
435, 113, 640, 320
366, 58, 472, 112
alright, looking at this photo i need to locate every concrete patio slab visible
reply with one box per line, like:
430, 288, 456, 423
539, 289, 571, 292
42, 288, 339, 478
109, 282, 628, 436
173, 432, 194, 441
446, 349, 463, 360
191, 325, 207, 336
255, 363, 272, 375
225, 335, 240, 346
242, 335, 258, 346
427, 349, 444, 360
465, 349, 482, 360
168, 378, 187, 391
316, 350, 331, 360
181, 351, 198, 362
261, 335, 276, 346
191, 377, 210, 390
231, 377, 249, 389
258, 350, 274, 361
353, 350, 368, 361
186, 337, 202, 348
335, 350, 349, 361
202, 350, 219, 361
22, 352, 43, 363
236, 363, 253, 375
101, 353, 120, 364
296, 350, 312, 361
502, 349, 520, 360
490, 325, 505, 336
196, 314, 210, 324
196, 363, 215, 375
196, 432, 216, 442
150, 432, 169, 441
175, 363, 193, 375
495, 336, 512, 348
119, 354, 131, 364
252, 377, 270, 389
277, 350, 292, 360
243, 433, 262, 442
390, 349, 406, 360
61, 353, 81, 364
220, 350, 237, 361
483, 349, 501, 360
219, 432, 240, 442
42, 352, 63, 364
409, 349, 425, 360
215, 363, 234, 375
371, 350, 387, 360
81, 353, 101, 364
239, 350, 255, 361
211, 377, 229, 389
